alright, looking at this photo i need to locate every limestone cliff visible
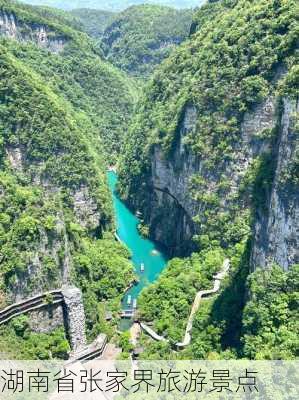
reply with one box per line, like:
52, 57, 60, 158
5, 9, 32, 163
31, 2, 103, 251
0, 10, 66, 52
126, 95, 298, 268
119, 0, 298, 270
251, 98, 299, 270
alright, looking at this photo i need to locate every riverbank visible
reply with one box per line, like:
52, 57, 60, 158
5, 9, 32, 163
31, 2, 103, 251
107, 171, 168, 329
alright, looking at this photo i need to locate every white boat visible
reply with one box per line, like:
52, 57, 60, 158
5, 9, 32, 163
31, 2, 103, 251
133, 299, 137, 309
140, 263, 145, 272
127, 295, 132, 305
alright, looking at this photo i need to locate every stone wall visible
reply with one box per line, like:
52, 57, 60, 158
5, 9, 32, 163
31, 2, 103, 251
62, 287, 87, 351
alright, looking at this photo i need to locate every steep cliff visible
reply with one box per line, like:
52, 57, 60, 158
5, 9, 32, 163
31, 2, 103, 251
119, 0, 298, 270
251, 98, 298, 270
0, 6, 68, 52
0, 46, 105, 300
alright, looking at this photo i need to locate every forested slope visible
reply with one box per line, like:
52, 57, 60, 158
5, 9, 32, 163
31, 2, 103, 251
70, 8, 116, 39
101, 4, 193, 77
119, 0, 299, 359
0, 0, 135, 358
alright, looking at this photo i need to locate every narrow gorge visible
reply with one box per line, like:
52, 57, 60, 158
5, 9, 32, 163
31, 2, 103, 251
0, 0, 298, 362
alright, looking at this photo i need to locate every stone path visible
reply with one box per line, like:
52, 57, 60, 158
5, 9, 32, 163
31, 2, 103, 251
140, 258, 230, 348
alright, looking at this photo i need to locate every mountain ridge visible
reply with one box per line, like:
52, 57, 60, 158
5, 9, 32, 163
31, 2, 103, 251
19, 0, 205, 11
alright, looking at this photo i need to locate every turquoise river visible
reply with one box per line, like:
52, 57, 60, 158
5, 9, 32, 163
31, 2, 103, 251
107, 171, 168, 328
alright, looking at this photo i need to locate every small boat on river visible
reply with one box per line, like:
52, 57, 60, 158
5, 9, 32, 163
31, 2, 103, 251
151, 249, 160, 256
127, 295, 132, 306
140, 263, 145, 272
133, 299, 137, 309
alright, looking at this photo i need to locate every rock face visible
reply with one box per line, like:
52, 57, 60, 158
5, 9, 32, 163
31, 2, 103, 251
4, 148, 99, 302
11, 211, 71, 302
138, 96, 298, 269
62, 287, 86, 351
0, 11, 66, 53
144, 105, 199, 255
73, 187, 101, 231
251, 98, 299, 270
141, 99, 276, 255
29, 303, 64, 334
0, 11, 17, 38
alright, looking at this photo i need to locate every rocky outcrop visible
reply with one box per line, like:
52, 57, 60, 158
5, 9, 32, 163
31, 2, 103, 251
145, 105, 199, 255
0, 11, 17, 38
6, 146, 24, 171
0, 11, 66, 53
251, 98, 299, 270
29, 303, 64, 334
73, 187, 101, 231
12, 218, 67, 302
5, 147, 100, 300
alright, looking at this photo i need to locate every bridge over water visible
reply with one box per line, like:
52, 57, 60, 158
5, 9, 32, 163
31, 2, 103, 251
121, 309, 136, 319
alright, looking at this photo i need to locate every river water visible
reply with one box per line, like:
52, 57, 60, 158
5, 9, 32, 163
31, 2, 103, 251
107, 171, 168, 329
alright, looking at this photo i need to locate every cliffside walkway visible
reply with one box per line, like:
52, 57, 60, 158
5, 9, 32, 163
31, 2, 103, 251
0, 287, 107, 361
140, 259, 230, 348
0, 289, 64, 325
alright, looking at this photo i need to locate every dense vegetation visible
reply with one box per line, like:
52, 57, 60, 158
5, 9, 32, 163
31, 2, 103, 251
1, 0, 137, 159
241, 265, 299, 359
119, 0, 298, 359
138, 248, 225, 341
21, 0, 202, 12
119, 0, 298, 258
73, 235, 134, 339
0, 0, 136, 358
101, 5, 193, 77
70, 8, 116, 39
185, 264, 299, 360
138, 260, 298, 360
0, 317, 70, 359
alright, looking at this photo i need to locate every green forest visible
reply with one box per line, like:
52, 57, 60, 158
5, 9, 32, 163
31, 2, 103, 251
100, 5, 193, 77
70, 8, 116, 38
0, 0, 298, 363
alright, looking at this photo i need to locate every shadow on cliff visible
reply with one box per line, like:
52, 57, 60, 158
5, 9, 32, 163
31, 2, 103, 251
206, 147, 278, 353
208, 240, 251, 353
